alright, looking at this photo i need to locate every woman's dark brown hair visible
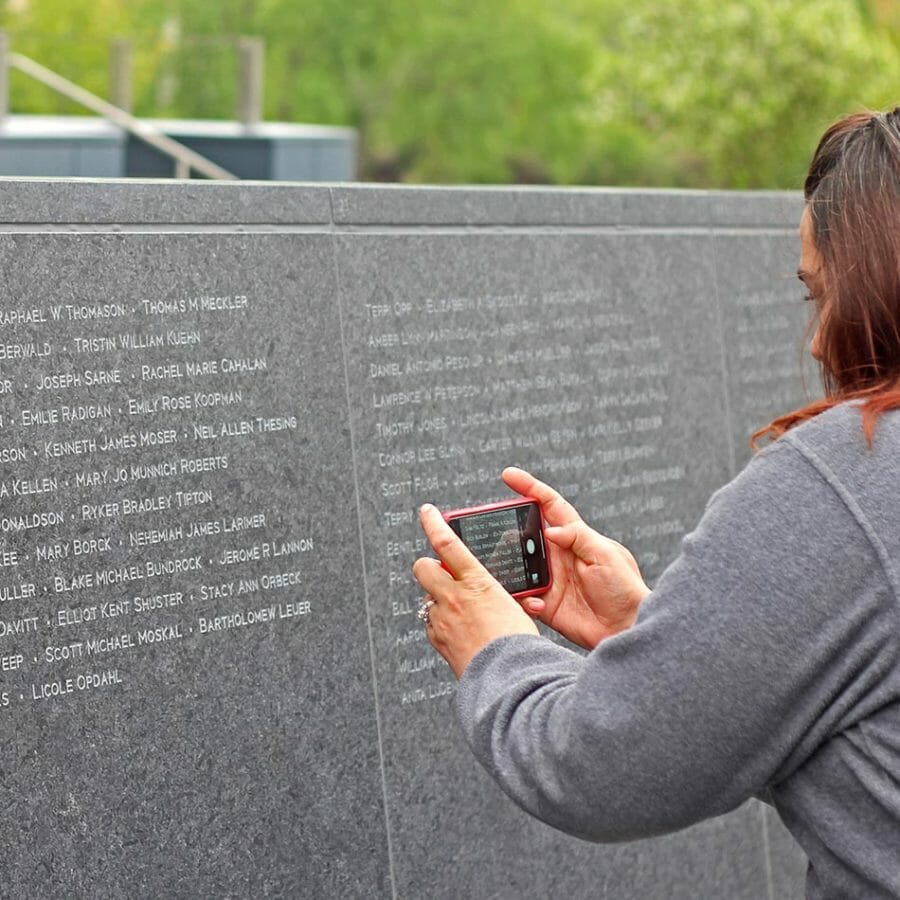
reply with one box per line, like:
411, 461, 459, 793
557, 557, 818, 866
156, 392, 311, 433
753, 107, 900, 448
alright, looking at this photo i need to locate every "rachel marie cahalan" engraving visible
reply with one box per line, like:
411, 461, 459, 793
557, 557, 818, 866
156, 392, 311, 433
0, 292, 316, 711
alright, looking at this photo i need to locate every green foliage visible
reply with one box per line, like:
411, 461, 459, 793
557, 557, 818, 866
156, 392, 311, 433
588, 0, 900, 188
2, 0, 898, 187
0, 0, 166, 115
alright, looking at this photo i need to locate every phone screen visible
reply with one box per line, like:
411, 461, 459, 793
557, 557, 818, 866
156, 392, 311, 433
449, 502, 549, 595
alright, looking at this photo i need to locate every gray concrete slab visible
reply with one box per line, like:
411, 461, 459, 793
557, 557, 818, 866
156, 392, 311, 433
0, 181, 808, 898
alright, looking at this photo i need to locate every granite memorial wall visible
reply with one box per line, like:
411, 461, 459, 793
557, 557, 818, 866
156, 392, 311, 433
0, 180, 811, 898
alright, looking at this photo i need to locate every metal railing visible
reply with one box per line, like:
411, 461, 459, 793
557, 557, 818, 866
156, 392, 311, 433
0, 32, 238, 180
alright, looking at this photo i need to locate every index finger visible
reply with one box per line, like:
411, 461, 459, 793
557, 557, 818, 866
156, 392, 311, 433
501, 466, 582, 527
418, 503, 486, 580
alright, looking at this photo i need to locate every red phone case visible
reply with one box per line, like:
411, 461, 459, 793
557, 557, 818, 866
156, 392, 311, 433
441, 497, 552, 598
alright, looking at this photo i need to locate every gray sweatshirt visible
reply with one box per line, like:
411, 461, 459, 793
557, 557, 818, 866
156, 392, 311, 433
456, 403, 900, 898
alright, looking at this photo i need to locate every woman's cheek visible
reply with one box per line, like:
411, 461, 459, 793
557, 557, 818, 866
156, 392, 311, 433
810, 324, 823, 361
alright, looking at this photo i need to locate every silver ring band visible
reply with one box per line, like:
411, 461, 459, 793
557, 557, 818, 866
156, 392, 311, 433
417, 598, 435, 627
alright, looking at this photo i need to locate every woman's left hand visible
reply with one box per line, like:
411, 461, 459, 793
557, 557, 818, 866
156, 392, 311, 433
412, 503, 539, 678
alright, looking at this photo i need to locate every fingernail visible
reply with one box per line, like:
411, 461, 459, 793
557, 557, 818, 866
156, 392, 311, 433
420, 503, 435, 515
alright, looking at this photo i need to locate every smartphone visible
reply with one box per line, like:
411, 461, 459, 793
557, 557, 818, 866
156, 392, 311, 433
442, 497, 552, 598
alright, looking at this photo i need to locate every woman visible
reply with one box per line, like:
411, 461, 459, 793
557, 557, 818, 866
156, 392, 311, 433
413, 109, 900, 898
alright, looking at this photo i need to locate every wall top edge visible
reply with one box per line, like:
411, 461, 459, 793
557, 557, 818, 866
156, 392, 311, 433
0, 178, 804, 228
0, 115, 357, 140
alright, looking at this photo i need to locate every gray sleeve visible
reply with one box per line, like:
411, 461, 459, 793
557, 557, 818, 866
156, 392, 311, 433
455, 441, 895, 842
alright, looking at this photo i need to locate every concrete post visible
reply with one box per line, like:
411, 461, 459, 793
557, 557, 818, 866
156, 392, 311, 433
110, 38, 133, 113
237, 36, 264, 128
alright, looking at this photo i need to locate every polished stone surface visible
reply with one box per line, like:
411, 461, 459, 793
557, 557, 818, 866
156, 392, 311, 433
331, 184, 803, 228
0, 233, 388, 897
334, 230, 759, 898
713, 229, 816, 470
0, 178, 331, 224
0, 180, 808, 898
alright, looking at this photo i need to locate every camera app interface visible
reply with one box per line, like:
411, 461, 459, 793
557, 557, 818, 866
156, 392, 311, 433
457, 506, 535, 593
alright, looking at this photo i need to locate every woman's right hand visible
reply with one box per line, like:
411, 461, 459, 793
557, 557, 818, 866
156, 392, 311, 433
502, 467, 651, 650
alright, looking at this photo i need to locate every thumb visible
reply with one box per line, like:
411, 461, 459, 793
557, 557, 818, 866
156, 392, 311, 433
545, 521, 607, 565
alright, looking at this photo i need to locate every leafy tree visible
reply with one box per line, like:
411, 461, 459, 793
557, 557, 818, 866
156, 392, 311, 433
145, 0, 263, 119
0, 0, 168, 114
583, 0, 900, 187
1, 0, 898, 187
246, 0, 597, 182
